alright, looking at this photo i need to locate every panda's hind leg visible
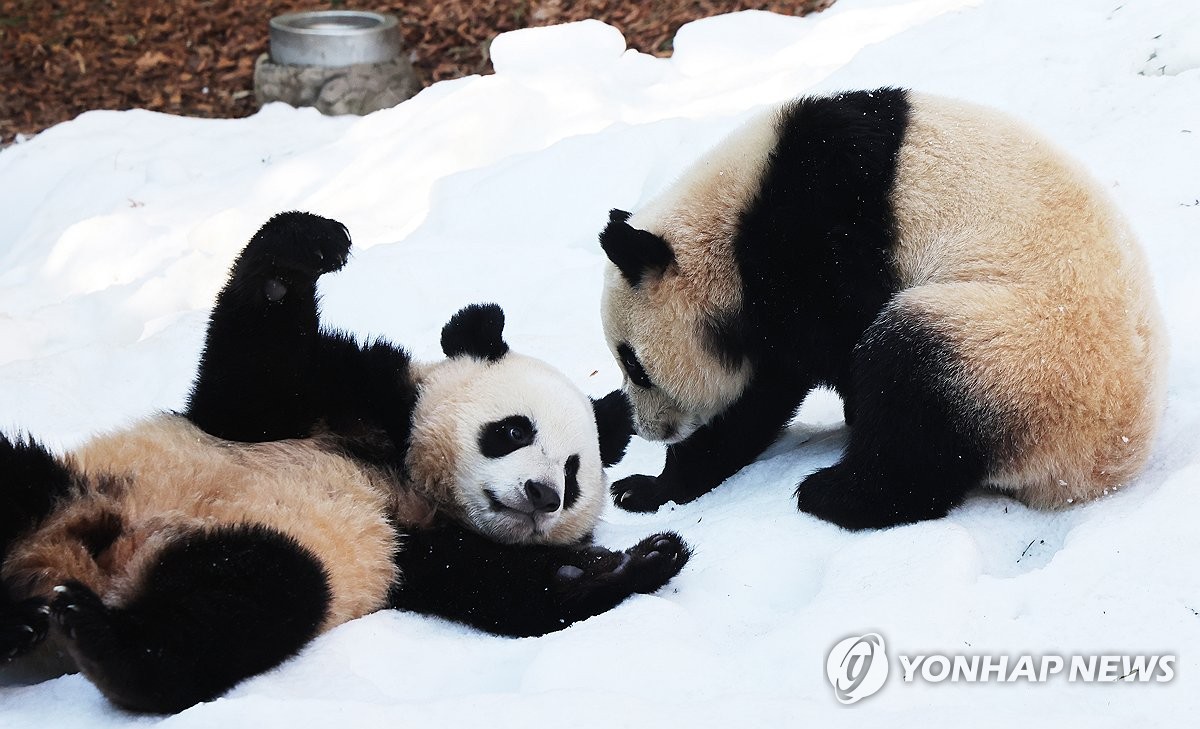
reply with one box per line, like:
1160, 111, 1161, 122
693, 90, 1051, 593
2, 432, 76, 662
51, 524, 330, 713
796, 289, 1007, 530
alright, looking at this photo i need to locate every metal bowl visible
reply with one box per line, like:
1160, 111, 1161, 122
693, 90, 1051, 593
269, 11, 402, 67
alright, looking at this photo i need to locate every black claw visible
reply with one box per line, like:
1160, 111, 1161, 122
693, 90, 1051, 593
1, 595, 53, 661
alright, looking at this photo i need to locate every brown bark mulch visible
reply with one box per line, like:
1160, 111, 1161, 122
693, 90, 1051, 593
0, 1, 832, 145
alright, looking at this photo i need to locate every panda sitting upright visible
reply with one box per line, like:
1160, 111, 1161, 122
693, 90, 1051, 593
0, 212, 689, 713
598, 88, 1166, 529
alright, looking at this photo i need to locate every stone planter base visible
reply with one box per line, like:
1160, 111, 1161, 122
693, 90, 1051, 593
253, 53, 421, 116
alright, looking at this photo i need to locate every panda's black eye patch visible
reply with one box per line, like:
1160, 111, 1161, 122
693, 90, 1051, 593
563, 454, 581, 509
617, 343, 653, 389
479, 415, 536, 458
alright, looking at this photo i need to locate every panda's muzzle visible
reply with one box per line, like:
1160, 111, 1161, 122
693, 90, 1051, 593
484, 483, 561, 516
523, 480, 561, 513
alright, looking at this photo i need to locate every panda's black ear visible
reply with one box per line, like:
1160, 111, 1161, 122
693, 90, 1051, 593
599, 210, 674, 288
591, 389, 635, 467
441, 303, 509, 362
608, 208, 632, 224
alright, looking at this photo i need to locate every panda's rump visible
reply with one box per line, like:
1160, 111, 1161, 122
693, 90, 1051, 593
880, 94, 1166, 506
892, 280, 1163, 507
4, 417, 399, 631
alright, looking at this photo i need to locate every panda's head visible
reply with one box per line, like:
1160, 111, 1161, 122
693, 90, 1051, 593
406, 304, 634, 545
599, 208, 753, 443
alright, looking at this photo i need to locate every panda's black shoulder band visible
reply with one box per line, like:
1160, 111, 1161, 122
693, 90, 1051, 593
441, 303, 509, 362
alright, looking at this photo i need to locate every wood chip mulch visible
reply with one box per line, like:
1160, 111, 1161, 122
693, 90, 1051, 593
0, 1, 833, 145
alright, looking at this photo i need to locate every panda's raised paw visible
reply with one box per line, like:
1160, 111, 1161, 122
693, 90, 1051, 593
610, 474, 672, 513
248, 211, 352, 278
0, 596, 51, 661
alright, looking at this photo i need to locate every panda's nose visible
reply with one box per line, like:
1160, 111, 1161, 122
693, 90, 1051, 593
524, 480, 561, 512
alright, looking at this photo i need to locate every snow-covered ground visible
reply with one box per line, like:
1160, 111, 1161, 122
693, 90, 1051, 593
2, 0, 1198, 725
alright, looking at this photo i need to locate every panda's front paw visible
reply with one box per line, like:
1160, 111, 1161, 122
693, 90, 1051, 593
611, 474, 671, 512
555, 532, 690, 597
1, 596, 51, 662
248, 211, 352, 279
620, 532, 691, 593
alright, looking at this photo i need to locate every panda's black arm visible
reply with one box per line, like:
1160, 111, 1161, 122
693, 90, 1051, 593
612, 373, 808, 512
390, 522, 690, 637
185, 212, 353, 443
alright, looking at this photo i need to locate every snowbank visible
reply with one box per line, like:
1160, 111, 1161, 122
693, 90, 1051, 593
2, 0, 1198, 726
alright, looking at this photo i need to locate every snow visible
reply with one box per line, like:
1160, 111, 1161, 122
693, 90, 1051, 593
2, 0, 1199, 725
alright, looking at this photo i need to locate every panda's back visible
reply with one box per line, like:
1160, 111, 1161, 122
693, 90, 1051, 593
890, 94, 1140, 294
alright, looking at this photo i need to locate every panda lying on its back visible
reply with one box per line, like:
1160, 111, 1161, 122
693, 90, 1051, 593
0, 212, 689, 713
599, 88, 1166, 529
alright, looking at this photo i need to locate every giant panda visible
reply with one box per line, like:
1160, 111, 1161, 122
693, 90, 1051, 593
598, 88, 1167, 530
0, 212, 689, 713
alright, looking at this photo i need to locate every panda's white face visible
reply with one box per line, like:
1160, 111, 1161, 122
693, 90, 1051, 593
601, 262, 752, 444
598, 111, 774, 443
406, 353, 605, 545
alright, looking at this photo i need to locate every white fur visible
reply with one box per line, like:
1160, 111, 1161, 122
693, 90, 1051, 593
407, 353, 605, 544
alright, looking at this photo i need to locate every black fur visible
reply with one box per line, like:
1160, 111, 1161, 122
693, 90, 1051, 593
1, 434, 75, 662
0, 594, 50, 663
391, 521, 689, 637
616, 342, 653, 389
591, 389, 634, 467
612, 89, 978, 528
700, 311, 749, 373
184, 211, 416, 472
795, 312, 999, 529
186, 211, 353, 442
609, 208, 632, 224
440, 303, 509, 362
600, 213, 675, 288
478, 415, 536, 458
563, 454, 581, 509
50, 525, 330, 713
0, 433, 75, 558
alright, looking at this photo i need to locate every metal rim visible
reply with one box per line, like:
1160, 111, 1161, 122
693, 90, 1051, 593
270, 11, 398, 37
268, 10, 402, 67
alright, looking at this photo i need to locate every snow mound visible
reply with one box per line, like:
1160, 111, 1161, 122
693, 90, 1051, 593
2, 0, 1198, 726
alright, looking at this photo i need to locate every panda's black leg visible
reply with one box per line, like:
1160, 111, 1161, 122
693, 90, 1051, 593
1, 433, 75, 662
0, 595, 51, 663
795, 314, 993, 530
185, 211, 352, 442
50, 525, 330, 713
391, 523, 690, 637
612, 375, 806, 512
